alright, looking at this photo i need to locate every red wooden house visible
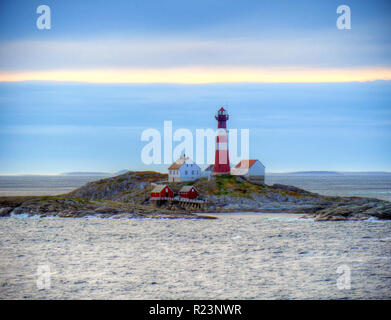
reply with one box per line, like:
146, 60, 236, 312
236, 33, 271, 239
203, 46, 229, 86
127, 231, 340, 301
150, 185, 174, 199
179, 185, 198, 199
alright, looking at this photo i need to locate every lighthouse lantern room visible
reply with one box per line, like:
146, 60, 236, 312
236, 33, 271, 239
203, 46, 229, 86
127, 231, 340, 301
213, 107, 231, 174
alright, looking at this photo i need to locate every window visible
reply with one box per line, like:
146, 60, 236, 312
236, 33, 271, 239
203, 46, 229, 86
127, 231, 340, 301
185, 170, 188, 175
192, 170, 194, 175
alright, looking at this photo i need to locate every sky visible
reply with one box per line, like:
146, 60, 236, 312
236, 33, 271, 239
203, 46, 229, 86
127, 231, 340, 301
0, 0, 390, 174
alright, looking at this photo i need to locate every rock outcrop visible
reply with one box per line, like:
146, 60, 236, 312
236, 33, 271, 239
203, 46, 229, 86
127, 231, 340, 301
0, 171, 390, 220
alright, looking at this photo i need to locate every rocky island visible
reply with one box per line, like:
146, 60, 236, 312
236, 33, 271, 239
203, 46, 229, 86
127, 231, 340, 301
0, 171, 390, 221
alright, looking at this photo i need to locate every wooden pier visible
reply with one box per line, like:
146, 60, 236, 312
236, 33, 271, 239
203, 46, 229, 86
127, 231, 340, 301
150, 196, 207, 209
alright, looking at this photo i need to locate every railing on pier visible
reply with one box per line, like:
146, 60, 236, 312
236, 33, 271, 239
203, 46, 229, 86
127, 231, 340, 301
150, 197, 175, 201
150, 197, 206, 204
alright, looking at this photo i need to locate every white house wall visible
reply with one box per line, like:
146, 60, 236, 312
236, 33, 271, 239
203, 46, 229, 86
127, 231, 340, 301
168, 170, 181, 182
179, 164, 201, 181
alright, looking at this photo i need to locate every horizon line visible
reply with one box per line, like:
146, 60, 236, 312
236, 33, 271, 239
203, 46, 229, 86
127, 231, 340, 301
1, 170, 390, 176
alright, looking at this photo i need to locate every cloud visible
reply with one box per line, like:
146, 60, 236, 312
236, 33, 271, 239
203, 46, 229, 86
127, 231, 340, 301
0, 27, 389, 84
0, 30, 390, 72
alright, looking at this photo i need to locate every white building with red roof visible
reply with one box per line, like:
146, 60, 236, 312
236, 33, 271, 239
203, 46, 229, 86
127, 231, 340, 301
231, 159, 265, 183
168, 155, 201, 182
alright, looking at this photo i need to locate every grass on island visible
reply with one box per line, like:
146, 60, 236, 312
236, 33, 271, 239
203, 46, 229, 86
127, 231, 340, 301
209, 175, 267, 197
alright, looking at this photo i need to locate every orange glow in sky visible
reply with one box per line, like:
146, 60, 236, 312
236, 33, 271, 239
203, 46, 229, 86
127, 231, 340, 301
1, 67, 390, 84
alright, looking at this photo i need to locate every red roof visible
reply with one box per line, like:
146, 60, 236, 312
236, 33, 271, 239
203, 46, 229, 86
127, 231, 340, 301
151, 184, 170, 193
218, 107, 226, 111
179, 185, 198, 193
235, 159, 258, 169
168, 162, 183, 170
168, 156, 188, 170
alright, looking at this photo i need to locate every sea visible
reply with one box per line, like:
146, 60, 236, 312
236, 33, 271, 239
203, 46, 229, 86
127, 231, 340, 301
0, 174, 390, 299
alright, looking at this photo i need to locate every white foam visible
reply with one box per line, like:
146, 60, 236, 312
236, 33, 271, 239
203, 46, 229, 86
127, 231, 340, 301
262, 216, 312, 222
10, 212, 40, 219
366, 217, 387, 223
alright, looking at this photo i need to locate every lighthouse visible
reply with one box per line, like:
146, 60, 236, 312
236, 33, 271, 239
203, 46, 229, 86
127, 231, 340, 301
213, 107, 231, 174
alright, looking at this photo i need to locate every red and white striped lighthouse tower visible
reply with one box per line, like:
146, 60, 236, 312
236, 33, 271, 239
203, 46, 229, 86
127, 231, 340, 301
213, 107, 230, 174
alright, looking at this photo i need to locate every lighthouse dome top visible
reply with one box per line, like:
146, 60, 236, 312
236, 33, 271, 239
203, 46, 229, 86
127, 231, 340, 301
218, 107, 227, 114
215, 107, 229, 120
